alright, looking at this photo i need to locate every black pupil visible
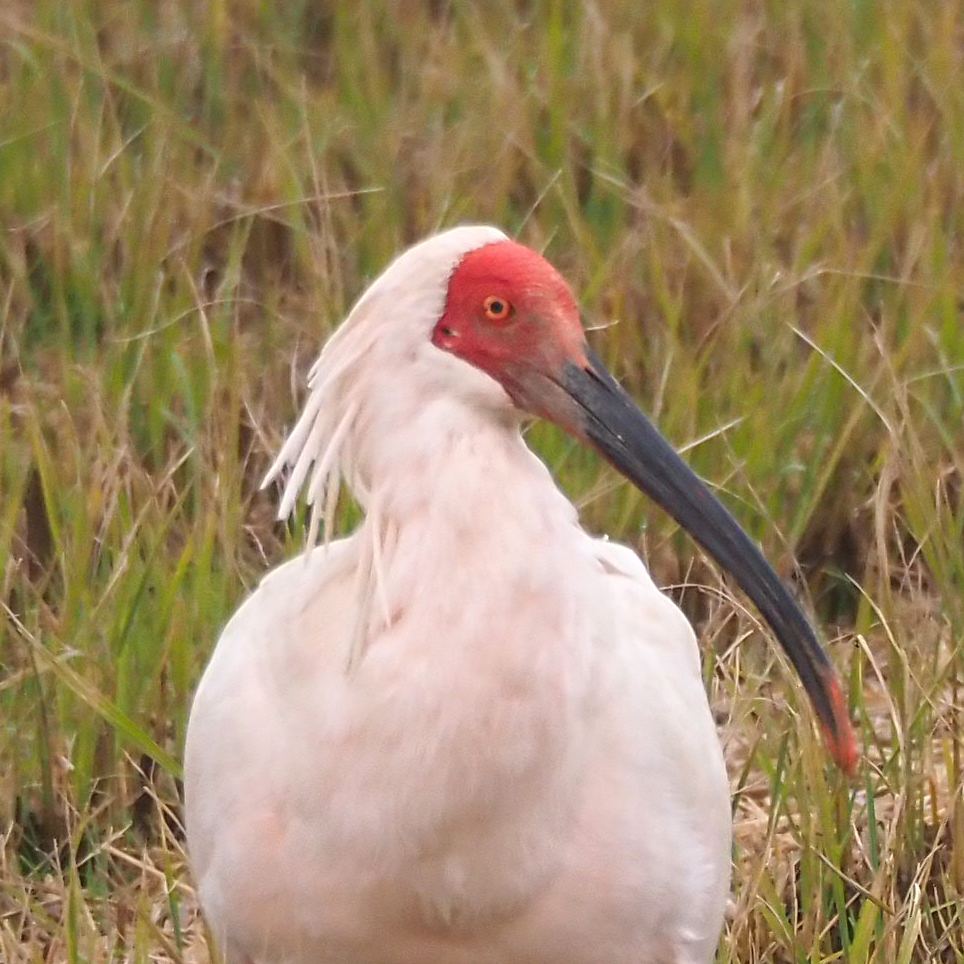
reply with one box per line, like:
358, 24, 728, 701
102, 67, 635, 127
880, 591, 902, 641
489, 300, 504, 315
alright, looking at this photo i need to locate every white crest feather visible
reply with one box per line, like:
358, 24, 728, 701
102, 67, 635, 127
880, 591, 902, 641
262, 225, 508, 549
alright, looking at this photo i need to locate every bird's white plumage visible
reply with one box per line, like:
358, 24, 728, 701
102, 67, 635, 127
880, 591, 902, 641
185, 227, 731, 964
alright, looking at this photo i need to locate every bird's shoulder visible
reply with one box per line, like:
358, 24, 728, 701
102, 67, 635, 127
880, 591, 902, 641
256, 534, 357, 597
590, 536, 656, 584
248, 534, 360, 625
194, 535, 361, 693
589, 535, 700, 671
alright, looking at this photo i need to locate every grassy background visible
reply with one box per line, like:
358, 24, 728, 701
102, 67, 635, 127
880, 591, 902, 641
1, 0, 963, 960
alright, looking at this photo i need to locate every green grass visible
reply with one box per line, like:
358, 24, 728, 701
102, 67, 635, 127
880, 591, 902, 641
2, 0, 963, 960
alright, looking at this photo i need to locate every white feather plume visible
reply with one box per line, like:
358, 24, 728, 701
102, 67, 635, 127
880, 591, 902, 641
262, 225, 509, 549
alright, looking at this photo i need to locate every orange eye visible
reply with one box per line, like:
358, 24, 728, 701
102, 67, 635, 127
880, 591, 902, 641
483, 295, 513, 323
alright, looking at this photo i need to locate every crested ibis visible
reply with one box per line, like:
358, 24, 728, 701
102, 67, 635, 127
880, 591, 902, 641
184, 225, 855, 964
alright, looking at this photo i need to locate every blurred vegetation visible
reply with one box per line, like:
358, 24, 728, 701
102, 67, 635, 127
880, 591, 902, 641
1, 0, 963, 960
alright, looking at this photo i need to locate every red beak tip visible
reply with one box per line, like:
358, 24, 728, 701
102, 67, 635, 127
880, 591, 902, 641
821, 672, 858, 775
824, 723, 858, 776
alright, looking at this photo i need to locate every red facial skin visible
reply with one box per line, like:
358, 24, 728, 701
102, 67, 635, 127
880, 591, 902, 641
432, 241, 590, 426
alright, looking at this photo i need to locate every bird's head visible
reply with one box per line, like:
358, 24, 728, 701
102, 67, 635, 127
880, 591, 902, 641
268, 226, 857, 774
431, 239, 590, 437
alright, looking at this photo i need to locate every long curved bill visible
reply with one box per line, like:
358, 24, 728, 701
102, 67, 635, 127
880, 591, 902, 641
556, 350, 857, 773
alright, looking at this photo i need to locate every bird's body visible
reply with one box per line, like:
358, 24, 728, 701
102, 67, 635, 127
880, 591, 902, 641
187, 417, 729, 964
185, 226, 854, 964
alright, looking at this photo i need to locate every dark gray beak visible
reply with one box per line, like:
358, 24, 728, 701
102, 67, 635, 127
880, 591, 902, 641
560, 349, 856, 773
